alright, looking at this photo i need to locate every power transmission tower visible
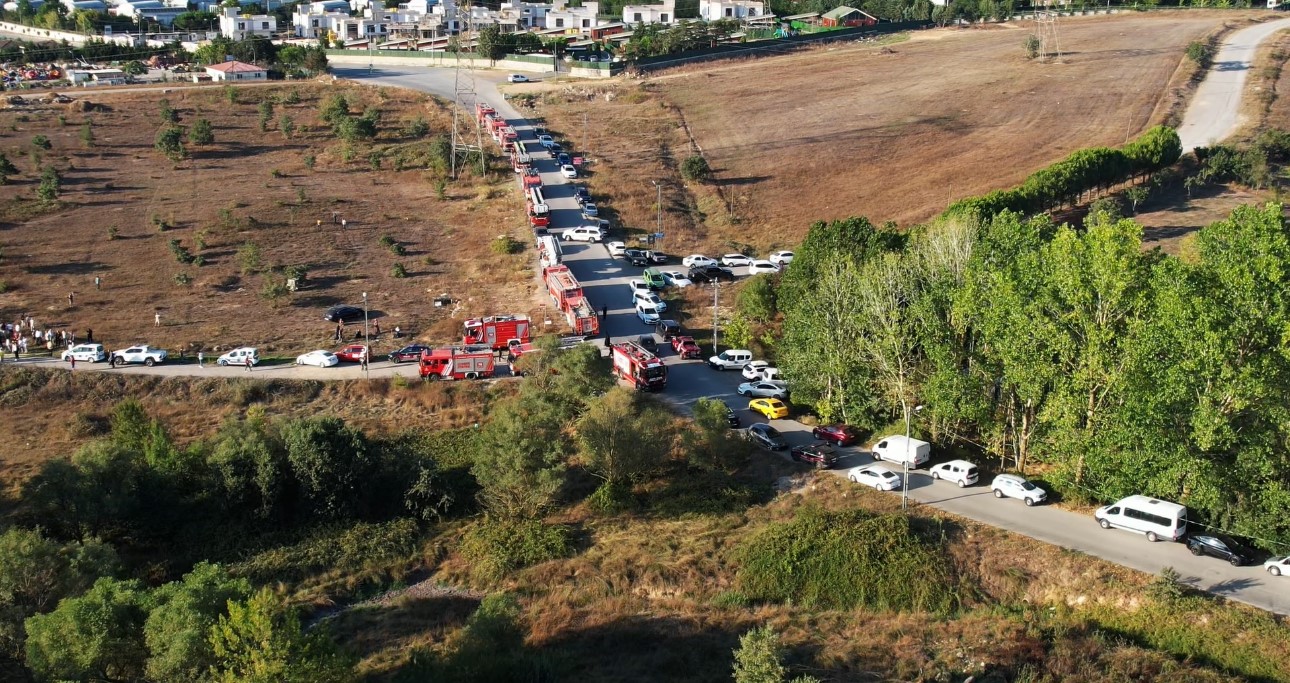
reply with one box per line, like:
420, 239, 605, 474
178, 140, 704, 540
1035, 10, 1061, 61
449, 0, 485, 179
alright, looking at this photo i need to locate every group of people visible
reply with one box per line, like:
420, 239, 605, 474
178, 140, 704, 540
1, 317, 80, 361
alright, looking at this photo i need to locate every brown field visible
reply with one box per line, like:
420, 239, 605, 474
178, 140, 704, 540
0, 82, 541, 358
656, 12, 1255, 247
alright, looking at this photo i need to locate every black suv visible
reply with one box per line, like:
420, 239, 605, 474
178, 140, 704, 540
388, 344, 430, 363
723, 401, 740, 428
791, 442, 839, 469
624, 249, 650, 267
637, 334, 658, 353
655, 319, 681, 341
688, 264, 735, 283
324, 305, 364, 323
573, 185, 592, 205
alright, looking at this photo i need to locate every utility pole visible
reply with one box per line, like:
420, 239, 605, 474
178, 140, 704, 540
362, 291, 370, 380
582, 111, 588, 149
652, 180, 663, 236
711, 280, 719, 354
902, 403, 923, 512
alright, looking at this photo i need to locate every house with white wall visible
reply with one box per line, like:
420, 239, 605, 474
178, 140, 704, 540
622, 0, 673, 25
113, 0, 187, 26
219, 7, 278, 39
698, 0, 763, 21
205, 60, 267, 81
546, 0, 598, 32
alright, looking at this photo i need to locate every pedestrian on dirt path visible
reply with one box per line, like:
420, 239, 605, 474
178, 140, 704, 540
154, 312, 161, 327
67, 292, 74, 306
334, 324, 343, 341
198, 351, 204, 368
94, 276, 101, 290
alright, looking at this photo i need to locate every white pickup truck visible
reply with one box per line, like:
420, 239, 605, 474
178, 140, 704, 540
112, 344, 168, 366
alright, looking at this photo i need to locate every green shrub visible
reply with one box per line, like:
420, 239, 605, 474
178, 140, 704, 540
736, 506, 958, 613
303, 153, 316, 170
391, 263, 408, 278
188, 118, 214, 145
31, 134, 50, 150
459, 517, 572, 580
681, 154, 711, 182
173, 272, 193, 286
379, 234, 396, 247
232, 519, 422, 585
1024, 34, 1041, 59
490, 235, 523, 255
1186, 40, 1213, 69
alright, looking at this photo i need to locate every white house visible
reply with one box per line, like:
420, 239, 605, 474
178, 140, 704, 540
547, 0, 598, 32
219, 7, 278, 39
204, 60, 267, 81
293, 1, 352, 38
622, 0, 673, 25
699, 0, 762, 21
113, 0, 187, 26
498, 1, 551, 29
62, 0, 106, 12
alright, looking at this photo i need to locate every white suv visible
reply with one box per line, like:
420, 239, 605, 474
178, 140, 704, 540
930, 460, 979, 488
112, 345, 168, 366
217, 347, 260, 367
706, 349, 753, 370
563, 226, 603, 243
632, 291, 667, 312
991, 474, 1046, 506
61, 344, 106, 362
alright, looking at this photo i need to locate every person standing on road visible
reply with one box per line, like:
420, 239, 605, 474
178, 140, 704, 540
245, 358, 252, 372
109, 354, 117, 369
360, 350, 369, 371
69, 355, 76, 370
197, 351, 204, 368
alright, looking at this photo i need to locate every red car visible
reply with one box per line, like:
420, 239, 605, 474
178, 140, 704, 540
334, 344, 369, 362
812, 424, 861, 447
671, 335, 702, 359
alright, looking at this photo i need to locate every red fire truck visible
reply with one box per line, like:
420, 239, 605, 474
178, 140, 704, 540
612, 341, 667, 391
544, 266, 600, 336
474, 102, 495, 123
419, 346, 495, 381
463, 315, 531, 350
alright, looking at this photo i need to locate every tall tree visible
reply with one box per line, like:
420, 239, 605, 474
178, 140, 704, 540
24, 577, 152, 683
576, 389, 675, 492
145, 563, 251, 683
208, 588, 352, 683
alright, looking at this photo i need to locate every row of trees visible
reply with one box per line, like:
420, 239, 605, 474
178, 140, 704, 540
764, 200, 1290, 549
621, 20, 744, 60
947, 126, 1182, 217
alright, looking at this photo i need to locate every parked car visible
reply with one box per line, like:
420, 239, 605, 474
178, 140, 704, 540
643, 250, 670, 264
722, 401, 741, 427
742, 360, 771, 380
848, 465, 902, 491
707, 349, 753, 370
682, 255, 717, 268
738, 380, 789, 399
1095, 495, 1188, 542
637, 334, 658, 353
636, 306, 661, 325
1264, 556, 1290, 577
1187, 534, 1255, 566
660, 270, 693, 288
769, 251, 795, 266
624, 249, 650, 267
506, 73, 529, 83
929, 460, 979, 487
655, 319, 681, 340
296, 349, 340, 367
632, 291, 668, 312
688, 264, 736, 283
791, 442, 838, 469
672, 336, 702, 359
549, 143, 563, 154
721, 253, 753, 267
563, 226, 602, 242
642, 268, 666, 290
62, 343, 106, 363
556, 152, 571, 166
748, 260, 781, 275
573, 185, 591, 204
581, 203, 599, 218
990, 474, 1047, 506
627, 279, 652, 297
607, 241, 627, 258
324, 305, 364, 323
334, 344, 369, 362
389, 344, 430, 363
749, 397, 790, 420
217, 347, 259, 366
560, 164, 578, 179
746, 423, 787, 450
812, 424, 861, 446
111, 344, 167, 366
537, 134, 555, 148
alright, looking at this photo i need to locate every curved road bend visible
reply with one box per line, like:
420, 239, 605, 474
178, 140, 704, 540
1177, 16, 1290, 153
7, 59, 1289, 614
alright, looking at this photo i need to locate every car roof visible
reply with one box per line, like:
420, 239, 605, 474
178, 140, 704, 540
941, 459, 976, 468
993, 473, 1026, 483
855, 465, 895, 475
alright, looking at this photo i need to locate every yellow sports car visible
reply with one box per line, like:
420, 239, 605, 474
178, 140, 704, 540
749, 398, 790, 420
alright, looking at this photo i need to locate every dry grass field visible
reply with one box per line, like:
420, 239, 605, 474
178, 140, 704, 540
654, 12, 1254, 248
0, 82, 540, 358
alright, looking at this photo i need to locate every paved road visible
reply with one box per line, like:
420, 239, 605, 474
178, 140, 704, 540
8, 64, 1286, 615
1177, 17, 1290, 153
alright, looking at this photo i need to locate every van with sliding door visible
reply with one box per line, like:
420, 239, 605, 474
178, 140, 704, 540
1094, 495, 1188, 542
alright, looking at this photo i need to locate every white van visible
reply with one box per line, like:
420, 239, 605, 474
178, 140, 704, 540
871, 435, 931, 468
217, 347, 260, 367
706, 349, 752, 370
1095, 495, 1188, 542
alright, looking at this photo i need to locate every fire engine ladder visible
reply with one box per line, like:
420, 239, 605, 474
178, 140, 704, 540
618, 341, 658, 363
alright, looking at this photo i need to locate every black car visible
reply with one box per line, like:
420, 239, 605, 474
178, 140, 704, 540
1186, 534, 1255, 566
637, 334, 658, 353
557, 152, 571, 166
324, 305, 364, 323
688, 264, 736, 283
723, 401, 741, 428
388, 344, 430, 363
624, 249, 650, 267
573, 186, 591, 204
791, 442, 839, 469
746, 423, 787, 450
655, 319, 681, 341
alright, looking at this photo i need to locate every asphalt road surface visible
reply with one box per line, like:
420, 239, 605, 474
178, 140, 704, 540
6, 63, 1287, 615
1177, 16, 1290, 153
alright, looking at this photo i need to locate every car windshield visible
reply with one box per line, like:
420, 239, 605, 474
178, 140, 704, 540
764, 427, 780, 437
1020, 481, 1036, 491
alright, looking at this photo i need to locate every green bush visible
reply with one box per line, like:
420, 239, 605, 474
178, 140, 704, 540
490, 235, 523, 255
681, 154, 711, 182
1186, 40, 1213, 69
31, 134, 50, 150
391, 263, 408, 278
736, 506, 959, 614
232, 519, 422, 585
459, 517, 572, 580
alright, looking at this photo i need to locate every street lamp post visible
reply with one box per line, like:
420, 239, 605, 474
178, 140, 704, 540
902, 403, 923, 512
711, 280, 719, 355
652, 181, 663, 238
362, 292, 370, 378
